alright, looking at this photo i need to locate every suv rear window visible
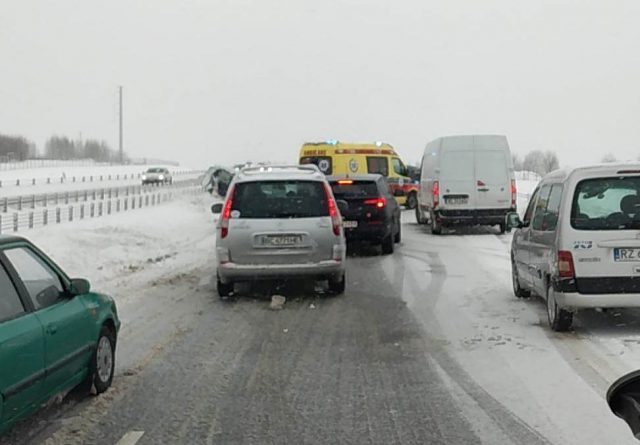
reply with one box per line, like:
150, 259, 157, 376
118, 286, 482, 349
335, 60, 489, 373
231, 181, 329, 218
572, 177, 640, 230
330, 181, 379, 199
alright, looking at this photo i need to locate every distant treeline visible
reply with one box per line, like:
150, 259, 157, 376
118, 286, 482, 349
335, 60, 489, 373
512, 150, 560, 176
0, 132, 127, 163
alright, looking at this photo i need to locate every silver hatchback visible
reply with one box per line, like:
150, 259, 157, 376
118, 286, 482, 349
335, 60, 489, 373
211, 165, 347, 297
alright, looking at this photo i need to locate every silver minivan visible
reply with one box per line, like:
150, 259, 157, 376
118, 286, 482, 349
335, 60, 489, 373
508, 164, 640, 331
211, 165, 347, 297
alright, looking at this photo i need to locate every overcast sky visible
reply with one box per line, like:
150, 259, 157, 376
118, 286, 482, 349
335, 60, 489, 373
1, 0, 639, 168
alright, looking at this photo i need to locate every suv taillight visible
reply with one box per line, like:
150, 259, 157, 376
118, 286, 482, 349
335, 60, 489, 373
558, 250, 575, 278
432, 181, 440, 208
220, 185, 235, 239
324, 183, 342, 236
511, 180, 517, 207
364, 197, 387, 208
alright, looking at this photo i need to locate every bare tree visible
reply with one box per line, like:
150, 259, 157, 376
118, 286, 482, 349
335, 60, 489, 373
512, 153, 523, 171
542, 151, 559, 173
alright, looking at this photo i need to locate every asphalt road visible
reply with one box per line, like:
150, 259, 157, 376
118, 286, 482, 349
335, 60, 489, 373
3, 208, 637, 445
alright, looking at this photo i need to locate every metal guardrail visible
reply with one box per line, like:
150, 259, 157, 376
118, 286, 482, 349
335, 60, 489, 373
0, 179, 200, 213
0, 180, 201, 234
0, 169, 200, 188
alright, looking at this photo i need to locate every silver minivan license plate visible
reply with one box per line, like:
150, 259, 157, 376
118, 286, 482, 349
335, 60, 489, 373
258, 234, 303, 247
614, 248, 640, 262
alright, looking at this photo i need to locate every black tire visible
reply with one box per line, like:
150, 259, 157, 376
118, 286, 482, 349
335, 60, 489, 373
217, 276, 233, 298
394, 217, 401, 243
511, 258, 530, 298
406, 193, 417, 209
328, 273, 346, 295
546, 282, 573, 332
382, 232, 395, 254
415, 206, 427, 225
81, 325, 116, 395
431, 213, 442, 235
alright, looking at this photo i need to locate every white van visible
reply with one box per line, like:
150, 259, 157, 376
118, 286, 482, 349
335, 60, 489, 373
509, 164, 640, 331
415, 135, 516, 234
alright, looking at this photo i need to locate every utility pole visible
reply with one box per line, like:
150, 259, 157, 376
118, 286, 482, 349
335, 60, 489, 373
118, 85, 124, 164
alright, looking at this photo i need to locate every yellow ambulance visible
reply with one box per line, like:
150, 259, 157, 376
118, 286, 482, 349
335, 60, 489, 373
299, 140, 418, 207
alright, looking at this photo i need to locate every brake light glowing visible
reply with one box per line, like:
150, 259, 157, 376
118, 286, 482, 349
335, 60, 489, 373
337, 180, 353, 185
432, 181, 439, 208
220, 185, 235, 239
323, 183, 342, 236
511, 180, 517, 207
364, 197, 386, 208
557, 250, 575, 279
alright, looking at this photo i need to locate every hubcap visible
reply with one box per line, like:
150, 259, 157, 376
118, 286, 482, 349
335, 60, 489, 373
96, 336, 113, 383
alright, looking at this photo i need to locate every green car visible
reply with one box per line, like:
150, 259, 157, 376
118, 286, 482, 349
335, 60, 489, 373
0, 235, 120, 435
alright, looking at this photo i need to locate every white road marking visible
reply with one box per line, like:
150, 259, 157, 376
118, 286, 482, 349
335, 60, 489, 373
115, 431, 145, 445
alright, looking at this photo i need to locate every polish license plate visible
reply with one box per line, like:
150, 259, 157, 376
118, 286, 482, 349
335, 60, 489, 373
343, 220, 358, 228
445, 197, 468, 205
258, 234, 303, 247
614, 248, 640, 262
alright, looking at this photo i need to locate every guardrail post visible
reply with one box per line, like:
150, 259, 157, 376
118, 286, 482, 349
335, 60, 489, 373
116, 174, 119, 180
98, 202, 102, 216
3, 198, 7, 213
82, 176, 85, 182
60, 176, 64, 183
0, 214, 2, 233
75, 191, 79, 202
28, 212, 33, 229
145, 195, 149, 206
0, 180, 2, 187
56, 207, 61, 224
16, 179, 19, 186
69, 206, 73, 221
101, 189, 105, 200
84, 190, 88, 201
107, 200, 111, 215
116, 199, 121, 212
31, 195, 35, 209
90, 176, 93, 182
18, 196, 22, 211
43, 194, 47, 207
108, 174, 111, 180
65, 192, 69, 205
32, 178, 36, 185
43, 209, 48, 226
72, 176, 76, 183
80, 204, 84, 219
151, 194, 156, 206
47, 177, 51, 184
124, 198, 128, 211
13, 213, 18, 232
139, 196, 143, 208
131, 197, 135, 209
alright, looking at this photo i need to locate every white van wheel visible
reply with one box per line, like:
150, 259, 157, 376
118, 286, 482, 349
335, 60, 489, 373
415, 206, 427, 225
430, 212, 442, 235
546, 283, 573, 332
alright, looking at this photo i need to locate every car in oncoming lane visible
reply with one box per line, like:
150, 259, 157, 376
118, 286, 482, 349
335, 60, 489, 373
211, 165, 347, 297
508, 163, 640, 331
328, 174, 401, 254
0, 235, 120, 435
142, 167, 172, 185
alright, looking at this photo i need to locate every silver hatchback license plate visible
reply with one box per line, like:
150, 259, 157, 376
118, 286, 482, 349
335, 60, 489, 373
258, 234, 304, 247
614, 248, 640, 262
343, 220, 358, 228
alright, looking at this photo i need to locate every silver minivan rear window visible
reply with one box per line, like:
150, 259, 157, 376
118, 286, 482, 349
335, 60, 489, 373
572, 177, 640, 230
231, 180, 329, 218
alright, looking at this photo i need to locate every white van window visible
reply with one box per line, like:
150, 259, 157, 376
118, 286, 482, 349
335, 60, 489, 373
542, 184, 563, 231
532, 185, 552, 231
475, 151, 508, 183
572, 177, 640, 230
441, 151, 474, 181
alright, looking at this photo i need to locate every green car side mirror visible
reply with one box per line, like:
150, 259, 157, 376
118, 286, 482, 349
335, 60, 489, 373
69, 278, 91, 296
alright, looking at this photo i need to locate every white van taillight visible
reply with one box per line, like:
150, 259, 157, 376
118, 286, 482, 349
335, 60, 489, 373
511, 180, 517, 207
558, 250, 575, 279
324, 183, 342, 236
432, 181, 440, 208
220, 185, 235, 239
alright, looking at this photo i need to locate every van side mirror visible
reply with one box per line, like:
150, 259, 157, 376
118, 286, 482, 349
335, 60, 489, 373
69, 278, 91, 296
211, 203, 223, 214
506, 212, 523, 229
336, 200, 349, 214
608, 370, 640, 440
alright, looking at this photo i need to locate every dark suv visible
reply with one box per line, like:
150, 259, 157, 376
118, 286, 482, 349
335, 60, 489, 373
328, 175, 401, 254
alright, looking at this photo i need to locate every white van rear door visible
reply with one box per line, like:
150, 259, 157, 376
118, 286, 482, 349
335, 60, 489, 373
474, 150, 511, 210
438, 150, 476, 209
